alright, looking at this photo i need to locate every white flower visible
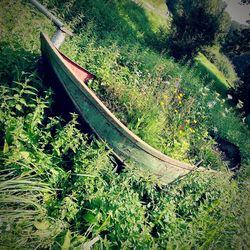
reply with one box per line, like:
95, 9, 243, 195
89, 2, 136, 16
227, 94, 233, 100
213, 127, 218, 133
208, 102, 213, 108
6, 224, 10, 231
236, 100, 244, 109
207, 100, 216, 109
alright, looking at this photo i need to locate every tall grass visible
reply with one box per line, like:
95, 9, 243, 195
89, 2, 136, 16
0, 0, 250, 249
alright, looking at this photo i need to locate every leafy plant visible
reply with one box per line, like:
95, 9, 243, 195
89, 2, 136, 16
0, 0, 250, 249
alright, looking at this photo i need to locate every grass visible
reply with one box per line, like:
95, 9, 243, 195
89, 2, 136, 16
203, 46, 239, 84
0, 0, 250, 249
194, 52, 232, 95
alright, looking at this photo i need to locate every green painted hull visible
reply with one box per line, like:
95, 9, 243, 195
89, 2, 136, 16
41, 32, 200, 184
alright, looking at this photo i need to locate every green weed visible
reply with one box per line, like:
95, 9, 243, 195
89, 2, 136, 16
0, 0, 250, 249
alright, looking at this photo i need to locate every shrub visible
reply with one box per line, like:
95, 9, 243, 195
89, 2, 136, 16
166, 0, 230, 59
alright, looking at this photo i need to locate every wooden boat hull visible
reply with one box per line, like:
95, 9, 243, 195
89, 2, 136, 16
40, 32, 199, 184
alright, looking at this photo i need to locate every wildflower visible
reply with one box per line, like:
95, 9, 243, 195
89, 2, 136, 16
207, 101, 216, 108
193, 119, 197, 124
174, 109, 178, 113
189, 128, 195, 133
213, 127, 218, 133
227, 94, 233, 100
207, 102, 214, 109
178, 101, 182, 105
160, 101, 164, 107
236, 100, 244, 109
185, 119, 190, 124
6, 224, 10, 231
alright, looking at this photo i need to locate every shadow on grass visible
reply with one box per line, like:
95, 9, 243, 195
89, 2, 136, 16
46, 0, 165, 50
0, 41, 39, 83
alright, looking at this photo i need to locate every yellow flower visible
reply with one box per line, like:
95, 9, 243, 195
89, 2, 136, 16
174, 109, 178, 113
185, 119, 190, 124
178, 101, 182, 104
193, 119, 197, 124
160, 101, 164, 106
189, 128, 195, 133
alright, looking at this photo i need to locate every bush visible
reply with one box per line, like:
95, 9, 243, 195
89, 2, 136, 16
166, 0, 230, 59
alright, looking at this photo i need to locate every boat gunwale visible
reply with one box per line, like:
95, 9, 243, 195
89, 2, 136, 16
41, 32, 194, 171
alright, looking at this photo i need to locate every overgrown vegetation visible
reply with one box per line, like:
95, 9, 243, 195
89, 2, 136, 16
0, 0, 250, 249
222, 20, 250, 114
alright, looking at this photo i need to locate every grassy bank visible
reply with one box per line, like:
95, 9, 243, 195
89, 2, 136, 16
0, 0, 249, 249
194, 52, 232, 95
